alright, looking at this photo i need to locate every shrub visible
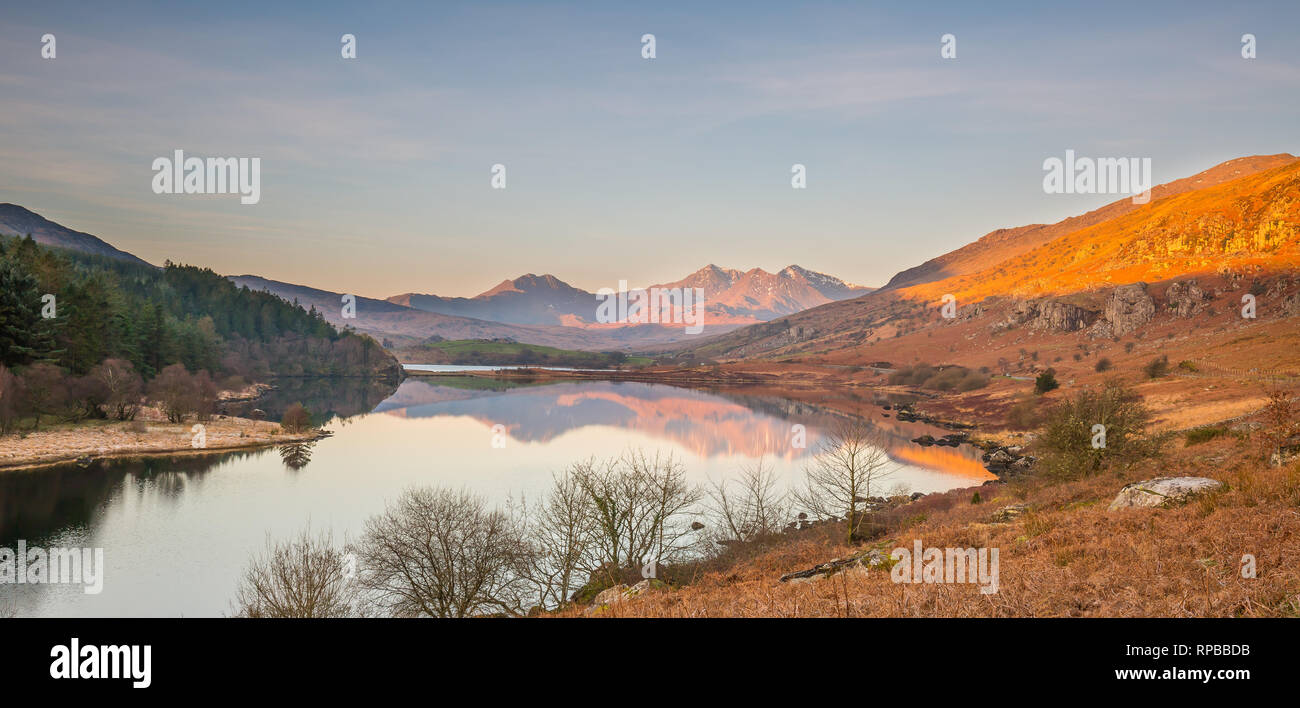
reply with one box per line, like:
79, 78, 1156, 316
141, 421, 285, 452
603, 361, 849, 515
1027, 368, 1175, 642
1184, 426, 1229, 446
1094, 357, 1113, 372
1037, 381, 1162, 479
148, 364, 198, 423
1034, 368, 1060, 395
280, 403, 313, 433
1006, 395, 1042, 429
1144, 356, 1170, 379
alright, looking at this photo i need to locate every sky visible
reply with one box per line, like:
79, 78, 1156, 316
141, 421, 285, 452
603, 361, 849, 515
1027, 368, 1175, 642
1, 0, 1298, 298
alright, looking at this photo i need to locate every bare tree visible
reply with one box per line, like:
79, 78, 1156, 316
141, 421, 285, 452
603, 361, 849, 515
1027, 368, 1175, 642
794, 421, 896, 545
230, 525, 357, 618
90, 358, 143, 421
349, 486, 533, 618
526, 468, 598, 610
703, 457, 790, 545
570, 450, 704, 580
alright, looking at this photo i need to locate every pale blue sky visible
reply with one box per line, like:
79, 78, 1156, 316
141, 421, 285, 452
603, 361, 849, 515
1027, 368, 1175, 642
2, 0, 1297, 297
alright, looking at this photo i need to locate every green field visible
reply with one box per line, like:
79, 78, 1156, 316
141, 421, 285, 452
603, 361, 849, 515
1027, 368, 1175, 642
400, 339, 653, 368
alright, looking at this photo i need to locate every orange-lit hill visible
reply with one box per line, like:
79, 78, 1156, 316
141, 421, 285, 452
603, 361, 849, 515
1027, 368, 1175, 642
675, 154, 1300, 364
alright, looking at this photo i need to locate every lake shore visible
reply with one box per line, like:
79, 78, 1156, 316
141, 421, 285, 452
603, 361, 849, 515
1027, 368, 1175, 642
0, 411, 324, 472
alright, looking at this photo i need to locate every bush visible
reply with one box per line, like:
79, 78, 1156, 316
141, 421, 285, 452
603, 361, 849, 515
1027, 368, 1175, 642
1094, 357, 1113, 372
1034, 368, 1060, 395
1037, 381, 1162, 479
890, 363, 988, 392
1006, 395, 1043, 429
1144, 356, 1170, 379
1184, 426, 1229, 446
147, 363, 198, 423
280, 403, 313, 433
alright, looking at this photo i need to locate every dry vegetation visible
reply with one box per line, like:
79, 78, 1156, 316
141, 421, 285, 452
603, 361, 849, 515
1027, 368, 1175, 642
580, 437, 1300, 617
0, 405, 321, 470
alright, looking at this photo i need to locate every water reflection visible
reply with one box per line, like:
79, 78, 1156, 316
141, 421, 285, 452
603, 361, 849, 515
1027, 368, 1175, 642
379, 378, 989, 475
277, 442, 316, 471
0, 376, 991, 617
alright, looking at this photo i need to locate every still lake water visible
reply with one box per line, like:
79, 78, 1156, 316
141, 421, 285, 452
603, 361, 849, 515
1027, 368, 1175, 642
0, 372, 992, 617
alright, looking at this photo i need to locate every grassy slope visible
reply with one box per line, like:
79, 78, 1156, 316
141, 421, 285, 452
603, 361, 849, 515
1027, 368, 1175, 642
575, 434, 1300, 617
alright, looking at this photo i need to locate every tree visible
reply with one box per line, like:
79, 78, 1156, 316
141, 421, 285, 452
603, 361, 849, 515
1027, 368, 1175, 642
0, 260, 48, 367
527, 468, 598, 610
147, 363, 196, 423
20, 363, 68, 430
350, 487, 533, 618
91, 358, 143, 420
0, 364, 21, 434
703, 458, 790, 544
569, 450, 704, 578
1144, 355, 1170, 379
794, 420, 896, 545
1034, 368, 1060, 394
280, 402, 313, 432
1259, 388, 1297, 467
231, 526, 358, 618
1038, 380, 1161, 479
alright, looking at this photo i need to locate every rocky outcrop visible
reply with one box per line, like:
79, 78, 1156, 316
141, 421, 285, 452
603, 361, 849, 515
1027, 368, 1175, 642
1164, 280, 1210, 317
1107, 477, 1223, 510
991, 503, 1029, 522
583, 579, 668, 615
780, 549, 891, 583
1007, 299, 1097, 332
1092, 282, 1156, 337
980, 444, 1035, 478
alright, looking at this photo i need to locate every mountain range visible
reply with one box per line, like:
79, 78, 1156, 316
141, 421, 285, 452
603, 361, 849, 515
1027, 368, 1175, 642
388, 265, 872, 327
6, 152, 1296, 360
675, 153, 1300, 361
0, 202, 870, 350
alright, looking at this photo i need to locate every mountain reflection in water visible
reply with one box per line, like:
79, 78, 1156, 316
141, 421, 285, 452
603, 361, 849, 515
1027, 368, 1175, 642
0, 376, 991, 617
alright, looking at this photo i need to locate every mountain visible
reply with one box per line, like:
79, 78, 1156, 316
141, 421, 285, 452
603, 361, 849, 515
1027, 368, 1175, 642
391, 265, 873, 327
673, 153, 1300, 361
881, 154, 1298, 291
0, 203, 153, 267
388, 273, 598, 326
652, 265, 872, 322
231, 274, 728, 350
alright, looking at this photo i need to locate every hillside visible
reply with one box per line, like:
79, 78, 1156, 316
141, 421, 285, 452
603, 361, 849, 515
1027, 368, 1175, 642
881, 154, 1297, 291
0, 203, 154, 268
672, 154, 1300, 364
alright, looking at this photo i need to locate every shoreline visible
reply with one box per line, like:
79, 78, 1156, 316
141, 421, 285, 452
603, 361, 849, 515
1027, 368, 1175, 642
0, 416, 326, 473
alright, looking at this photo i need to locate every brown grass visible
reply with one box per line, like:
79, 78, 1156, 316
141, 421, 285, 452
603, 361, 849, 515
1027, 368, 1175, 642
571, 437, 1300, 617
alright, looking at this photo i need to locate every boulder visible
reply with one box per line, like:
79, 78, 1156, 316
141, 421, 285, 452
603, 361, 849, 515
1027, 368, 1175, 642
1009, 299, 1097, 332
1107, 477, 1223, 510
1099, 283, 1155, 336
1165, 280, 1209, 317
991, 503, 1029, 522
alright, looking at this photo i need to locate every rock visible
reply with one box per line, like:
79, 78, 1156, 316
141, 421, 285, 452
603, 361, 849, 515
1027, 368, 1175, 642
912, 434, 936, 446
1009, 299, 1097, 332
991, 503, 1029, 522
1107, 477, 1224, 510
589, 584, 628, 608
624, 579, 667, 598
1098, 282, 1155, 337
1165, 280, 1209, 317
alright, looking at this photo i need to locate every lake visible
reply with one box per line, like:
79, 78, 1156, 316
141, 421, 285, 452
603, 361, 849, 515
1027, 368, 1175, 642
0, 373, 993, 617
